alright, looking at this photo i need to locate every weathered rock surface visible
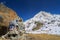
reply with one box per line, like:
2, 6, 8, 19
0, 3, 19, 36
0, 3, 18, 27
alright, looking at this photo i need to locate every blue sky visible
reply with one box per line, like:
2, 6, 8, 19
0, 0, 60, 21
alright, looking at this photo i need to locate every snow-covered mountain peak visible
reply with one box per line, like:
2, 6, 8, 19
24, 11, 60, 35
34, 11, 52, 18
32, 11, 53, 23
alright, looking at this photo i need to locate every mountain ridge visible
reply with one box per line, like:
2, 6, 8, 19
24, 11, 60, 35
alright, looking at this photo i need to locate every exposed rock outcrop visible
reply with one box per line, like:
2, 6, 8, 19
0, 3, 19, 36
0, 3, 18, 27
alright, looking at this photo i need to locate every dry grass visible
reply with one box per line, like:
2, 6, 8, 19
0, 34, 60, 40
26, 34, 60, 40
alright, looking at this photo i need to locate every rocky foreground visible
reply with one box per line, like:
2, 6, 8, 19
0, 3, 19, 36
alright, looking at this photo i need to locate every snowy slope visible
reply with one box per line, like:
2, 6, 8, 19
24, 11, 60, 35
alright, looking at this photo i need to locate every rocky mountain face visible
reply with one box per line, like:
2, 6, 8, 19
0, 3, 19, 36
0, 3, 18, 27
0, 3, 26, 40
24, 11, 60, 35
